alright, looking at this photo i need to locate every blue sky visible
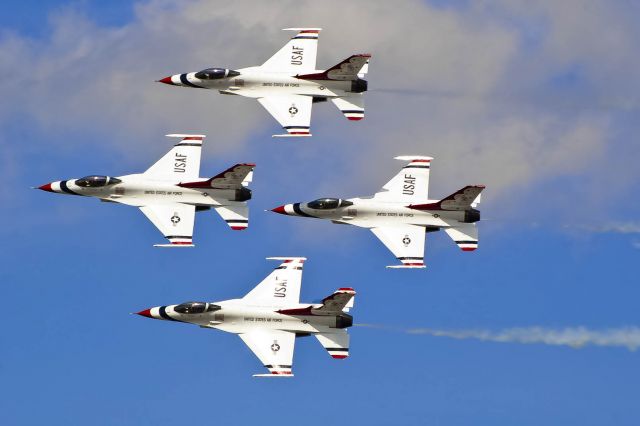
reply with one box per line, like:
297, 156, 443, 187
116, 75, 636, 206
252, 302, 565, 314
2, 1, 640, 424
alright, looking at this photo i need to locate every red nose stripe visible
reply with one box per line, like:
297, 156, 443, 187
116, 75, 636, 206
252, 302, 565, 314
136, 309, 152, 318
38, 183, 53, 192
271, 205, 286, 214
158, 76, 174, 85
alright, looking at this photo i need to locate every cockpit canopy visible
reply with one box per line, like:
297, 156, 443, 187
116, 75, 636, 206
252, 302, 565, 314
194, 68, 240, 80
75, 175, 121, 188
174, 301, 221, 314
307, 198, 354, 210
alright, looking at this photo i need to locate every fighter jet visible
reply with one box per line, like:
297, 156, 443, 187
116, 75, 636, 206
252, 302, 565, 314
136, 257, 355, 377
271, 157, 485, 268
158, 28, 370, 137
37, 134, 254, 247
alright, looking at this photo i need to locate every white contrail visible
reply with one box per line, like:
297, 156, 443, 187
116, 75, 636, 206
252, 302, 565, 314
573, 222, 640, 234
355, 324, 640, 351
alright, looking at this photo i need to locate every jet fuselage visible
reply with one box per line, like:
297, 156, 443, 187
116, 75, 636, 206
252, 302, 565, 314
160, 67, 365, 99
138, 300, 353, 335
39, 174, 250, 207
273, 197, 479, 229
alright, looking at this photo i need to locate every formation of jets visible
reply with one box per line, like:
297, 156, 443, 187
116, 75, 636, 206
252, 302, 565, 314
37, 28, 486, 377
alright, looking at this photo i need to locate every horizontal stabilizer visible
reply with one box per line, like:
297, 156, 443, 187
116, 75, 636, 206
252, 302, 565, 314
153, 243, 195, 248
214, 202, 249, 231
315, 288, 356, 314
386, 264, 426, 269
331, 96, 365, 121
297, 54, 371, 81
253, 373, 294, 378
444, 224, 478, 251
315, 330, 350, 359
272, 133, 312, 138
178, 164, 255, 190
409, 185, 485, 211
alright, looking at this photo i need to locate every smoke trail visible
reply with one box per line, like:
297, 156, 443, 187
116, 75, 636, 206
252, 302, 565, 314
355, 324, 640, 351
369, 88, 639, 112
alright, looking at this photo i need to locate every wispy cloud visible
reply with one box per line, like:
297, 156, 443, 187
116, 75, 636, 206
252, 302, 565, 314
578, 222, 640, 235
356, 324, 640, 351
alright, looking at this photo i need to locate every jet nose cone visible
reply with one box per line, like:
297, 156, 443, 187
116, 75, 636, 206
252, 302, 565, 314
38, 183, 54, 192
136, 308, 153, 318
157, 76, 174, 85
271, 205, 287, 215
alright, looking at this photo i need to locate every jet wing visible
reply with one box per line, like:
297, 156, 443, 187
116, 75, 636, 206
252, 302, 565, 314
260, 28, 320, 73
144, 134, 204, 180
239, 330, 296, 377
214, 202, 248, 230
370, 225, 426, 268
257, 95, 313, 137
373, 156, 433, 203
242, 257, 305, 307
139, 203, 195, 247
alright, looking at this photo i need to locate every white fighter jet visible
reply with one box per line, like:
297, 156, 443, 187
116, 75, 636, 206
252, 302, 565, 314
136, 257, 355, 377
158, 28, 370, 137
271, 157, 485, 268
37, 134, 254, 247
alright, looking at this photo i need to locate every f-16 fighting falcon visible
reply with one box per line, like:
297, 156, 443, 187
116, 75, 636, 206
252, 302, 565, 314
158, 28, 370, 137
271, 157, 485, 268
37, 134, 254, 247
136, 257, 355, 377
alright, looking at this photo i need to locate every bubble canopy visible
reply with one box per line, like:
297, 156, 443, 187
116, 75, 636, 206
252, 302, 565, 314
307, 198, 353, 210
194, 68, 240, 80
75, 176, 121, 188
174, 302, 221, 314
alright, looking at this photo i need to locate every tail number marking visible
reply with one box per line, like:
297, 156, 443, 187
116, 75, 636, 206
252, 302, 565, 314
174, 153, 187, 173
403, 174, 416, 195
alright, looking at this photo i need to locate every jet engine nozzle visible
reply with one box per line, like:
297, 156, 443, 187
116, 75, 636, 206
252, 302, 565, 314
234, 187, 252, 202
194, 68, 240, 80
335, 313, 353, 329
464, 208, 481, 223
350, 79, 368, 93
